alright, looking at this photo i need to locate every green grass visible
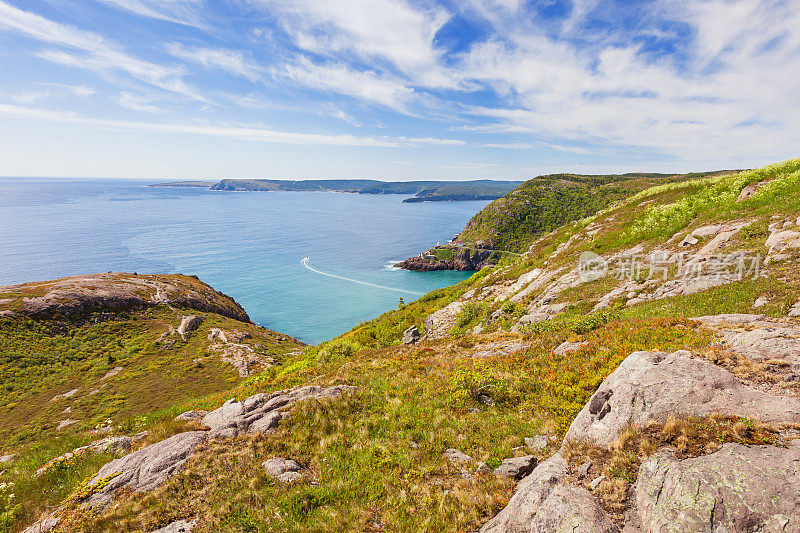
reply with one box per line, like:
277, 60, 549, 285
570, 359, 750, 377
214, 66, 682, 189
53, 317, 711, 533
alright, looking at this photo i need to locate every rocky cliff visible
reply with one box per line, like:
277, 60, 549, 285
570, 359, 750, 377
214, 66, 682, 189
394, 245, 496, 271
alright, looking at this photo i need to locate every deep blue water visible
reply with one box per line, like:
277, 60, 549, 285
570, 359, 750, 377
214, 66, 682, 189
0, 178, 489, 343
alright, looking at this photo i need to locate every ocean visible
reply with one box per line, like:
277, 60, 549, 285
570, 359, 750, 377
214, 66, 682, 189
0, 178, 490, 343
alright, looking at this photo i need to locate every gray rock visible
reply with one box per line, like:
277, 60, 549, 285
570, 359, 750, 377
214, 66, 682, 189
101, 366, 123, 380
565, 350, 800, 446
200, 385, 357, 438
529, 485, 617, 533
201, 398, 244, 432
425, 301, 466, 339
632, 441, 800, 531
695, 314, 800, 365
589, 475, 604, 490
477, 461, 492, 474
402, 325, 420, 344
177, 315, 203, 336
21, 514, 60, 533
262, 457, 306, 483
151, 519, 196, 533
494, 455, 537, 480
87, 435, 132, 454
790, 302, 800, 317
443, 448, 472, 465
56, 419, 77, 430
174, 410, 208, 422
680, 234, 699, 246
518, 312, 550, 325
479, 453, 568, 532
576, 460, 592, 477
0, 453, 15, 463
766, 229, 800, 258
524, 435, 550, 450
753, 296, 769, 308
553, 340, 587, 356
84, 431, 207, 509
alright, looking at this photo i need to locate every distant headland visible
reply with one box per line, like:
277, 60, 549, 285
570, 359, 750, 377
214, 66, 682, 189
150, 178, 523, 202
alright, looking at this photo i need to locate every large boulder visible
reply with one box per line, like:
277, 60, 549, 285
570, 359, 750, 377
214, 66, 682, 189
425, 301, 466, 339
631, 441, 800, 531
402, 326, 420, 344
201, 385, 357, 438
530, 485, 617, 533
84, 431, 207, 509
479, 453, 568, 532
494, 455, 538, 480
177, 315, 204, 336
565, 350, 800, 446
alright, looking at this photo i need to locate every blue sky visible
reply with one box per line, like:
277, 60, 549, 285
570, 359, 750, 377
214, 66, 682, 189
0, 0, 798, 179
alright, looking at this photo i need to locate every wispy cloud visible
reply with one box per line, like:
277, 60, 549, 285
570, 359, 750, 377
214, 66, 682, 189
0, 1, 198, 98
280, 58, 414, 113
96, 0, 206, 27
167, 43, 264, 82
0, 103, 465, 147
4, 83, 95, 104
118, 92, 166, 113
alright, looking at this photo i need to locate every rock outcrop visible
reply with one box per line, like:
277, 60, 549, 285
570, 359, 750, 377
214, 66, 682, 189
632, 441, 800, 531
200, 384, 357, 439
565, 349, 800, 446
395, 246, 495, 271
85, 431, 207, 509
482, 327, 800, 532
480, 454, 568, 532
262, 457, 306, 482
0, 273, 250, 322
425, 301, 466, 339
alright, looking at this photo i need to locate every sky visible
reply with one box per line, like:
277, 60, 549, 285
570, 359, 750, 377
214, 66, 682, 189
0, 0, 798, 180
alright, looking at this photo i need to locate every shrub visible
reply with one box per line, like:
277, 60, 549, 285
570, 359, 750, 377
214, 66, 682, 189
316, 338, 364, 364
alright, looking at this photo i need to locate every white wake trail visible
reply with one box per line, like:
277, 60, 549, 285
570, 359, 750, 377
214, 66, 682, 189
301, 258, 423, 296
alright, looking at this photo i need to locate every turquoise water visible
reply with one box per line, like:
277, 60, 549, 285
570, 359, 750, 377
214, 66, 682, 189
0, 178, 490, 343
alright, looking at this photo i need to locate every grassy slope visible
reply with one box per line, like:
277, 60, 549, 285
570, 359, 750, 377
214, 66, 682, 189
0, 300, 300, 531
456, 170, 733, 253
4, 157, 800, 532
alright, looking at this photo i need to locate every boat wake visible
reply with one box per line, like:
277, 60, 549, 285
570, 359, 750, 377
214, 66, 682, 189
301, 257, 422, 296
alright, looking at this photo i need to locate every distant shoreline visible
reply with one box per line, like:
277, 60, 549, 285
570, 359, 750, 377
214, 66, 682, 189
149, 178, 523, 202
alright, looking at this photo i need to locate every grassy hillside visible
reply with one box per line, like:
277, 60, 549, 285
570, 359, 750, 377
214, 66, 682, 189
457, 171, 733, 253
5, 157, 800, 533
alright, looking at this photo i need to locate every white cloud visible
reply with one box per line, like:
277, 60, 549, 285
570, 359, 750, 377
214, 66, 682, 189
118, 92, 165, 113
253, 0, 449, 74
0, 1, 198, 98
456, 0, 800, 163
96, 0, 205, 27
0, 103, 465, 147
167, 43, 264, 82
5, 83, 96, 104
280, 58, 414, 112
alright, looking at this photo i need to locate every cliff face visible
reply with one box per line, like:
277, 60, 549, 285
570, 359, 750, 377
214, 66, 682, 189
394, 246, 495, 271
